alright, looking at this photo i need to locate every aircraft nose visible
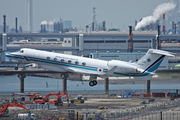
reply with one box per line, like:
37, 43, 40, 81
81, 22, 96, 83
5, 53, 11, 57
5, 52, 15, 57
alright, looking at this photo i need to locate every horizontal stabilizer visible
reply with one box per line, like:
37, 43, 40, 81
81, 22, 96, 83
150, 49, 174, 57
106, 66, 117, 75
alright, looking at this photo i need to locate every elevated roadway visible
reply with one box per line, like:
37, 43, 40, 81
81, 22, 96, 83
1, 69, 180, 94
1, 31, 180, 39
0, 70, 69, 93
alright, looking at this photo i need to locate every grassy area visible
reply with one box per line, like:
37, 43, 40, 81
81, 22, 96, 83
157, 73, 180, 78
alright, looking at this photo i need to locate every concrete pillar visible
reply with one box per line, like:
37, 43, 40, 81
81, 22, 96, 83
104, 78, 109, 94
1, 33, 7, 62
61, 73, 69, 93
18, 74, 26, 93
1, 51, 5, 62
146, 80, 151, 93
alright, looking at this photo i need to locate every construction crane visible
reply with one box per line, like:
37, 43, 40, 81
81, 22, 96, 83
35, 92, 59, 104
49, 90, 69, 105
0, 103, 28, 116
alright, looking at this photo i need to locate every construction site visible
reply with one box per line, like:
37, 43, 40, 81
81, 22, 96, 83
0, 87, 180, 120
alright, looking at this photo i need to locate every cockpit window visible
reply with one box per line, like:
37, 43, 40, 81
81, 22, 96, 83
20, 50, 24, 53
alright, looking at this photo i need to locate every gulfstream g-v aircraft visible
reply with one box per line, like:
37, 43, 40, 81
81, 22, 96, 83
6, 48, 173, 86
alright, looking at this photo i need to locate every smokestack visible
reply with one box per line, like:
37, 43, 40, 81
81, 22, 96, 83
128, 26, 133, 52
174, 23, 176, 34
27, 0, 33, 32
92, 7, 96, 31
102, 21, 106, 31
162, 14, 165, 34
92, 22, 94, 31
157, 25, 161, 50
3, 15, 6, 33
15, 17, 18, 33
172, 21, 174, 30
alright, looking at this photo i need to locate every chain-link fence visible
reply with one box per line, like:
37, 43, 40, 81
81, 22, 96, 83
1, 109, 180, 120
0, 99, 180, 120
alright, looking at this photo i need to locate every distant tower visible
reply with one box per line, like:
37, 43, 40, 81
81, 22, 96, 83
92, 7, 96, 31
26, 0, 33, 32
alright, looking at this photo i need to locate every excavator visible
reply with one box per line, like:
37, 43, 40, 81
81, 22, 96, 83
49, 90, 69, 106
29, 93, 43, 100
0, 103, 28, 116
35, 92, 59, 104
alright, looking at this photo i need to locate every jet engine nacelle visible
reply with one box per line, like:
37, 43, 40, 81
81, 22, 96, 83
108, 60, 141, 73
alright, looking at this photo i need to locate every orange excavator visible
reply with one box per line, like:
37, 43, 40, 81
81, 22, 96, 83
35, 92, 59, 104
29, 93, 43, 100
49, 90, 69, 106
0, 103, 28, 116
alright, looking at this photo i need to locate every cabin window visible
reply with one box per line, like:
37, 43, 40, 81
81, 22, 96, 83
68, 60, 72, 63
54, 58, 57, 61
61, 59, 64, 62
47, 57, 50, 60
82, 62, 86, 66
20, 50, 24, 53
75, 61, 79, 65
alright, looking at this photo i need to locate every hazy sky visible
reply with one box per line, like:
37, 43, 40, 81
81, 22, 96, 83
0, 0, 170, 31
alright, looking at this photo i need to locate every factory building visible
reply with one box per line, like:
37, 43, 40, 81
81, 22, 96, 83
62, 31, 157, 56
54, 21, 63, 33
63, 21, 72, 29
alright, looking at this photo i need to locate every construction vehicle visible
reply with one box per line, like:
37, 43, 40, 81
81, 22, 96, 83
71, 95, 84, 103
29, 93, 43, 100
18, 113, 36, 120
0, 103, 28, 116
12, 92, 42, 103
35, 92, 59, 104
170, 89, 180, 100
55, 112, 68, 120
49, 90, 69, 106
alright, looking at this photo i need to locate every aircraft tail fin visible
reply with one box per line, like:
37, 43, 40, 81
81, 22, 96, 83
136, 49, 174, 73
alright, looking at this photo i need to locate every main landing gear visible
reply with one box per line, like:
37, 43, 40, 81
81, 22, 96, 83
15, 63, 20, 70
89, 80, 97, 87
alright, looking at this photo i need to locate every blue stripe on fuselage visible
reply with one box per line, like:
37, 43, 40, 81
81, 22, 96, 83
29, 57, 98, 71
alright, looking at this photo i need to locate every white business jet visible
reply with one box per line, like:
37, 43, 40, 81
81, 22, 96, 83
6, 48, 173, 86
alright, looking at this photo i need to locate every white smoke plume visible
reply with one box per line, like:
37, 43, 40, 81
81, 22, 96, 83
41, 20, 54, 25
135, 2, 176, 31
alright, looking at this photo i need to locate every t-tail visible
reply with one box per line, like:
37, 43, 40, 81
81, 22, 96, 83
134, 49, 174, 80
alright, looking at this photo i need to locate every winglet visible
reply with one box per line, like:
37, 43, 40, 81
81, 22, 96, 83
106, 66, 117, 75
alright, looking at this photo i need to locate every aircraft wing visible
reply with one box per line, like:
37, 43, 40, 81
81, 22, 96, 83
66, 67, 105, 75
